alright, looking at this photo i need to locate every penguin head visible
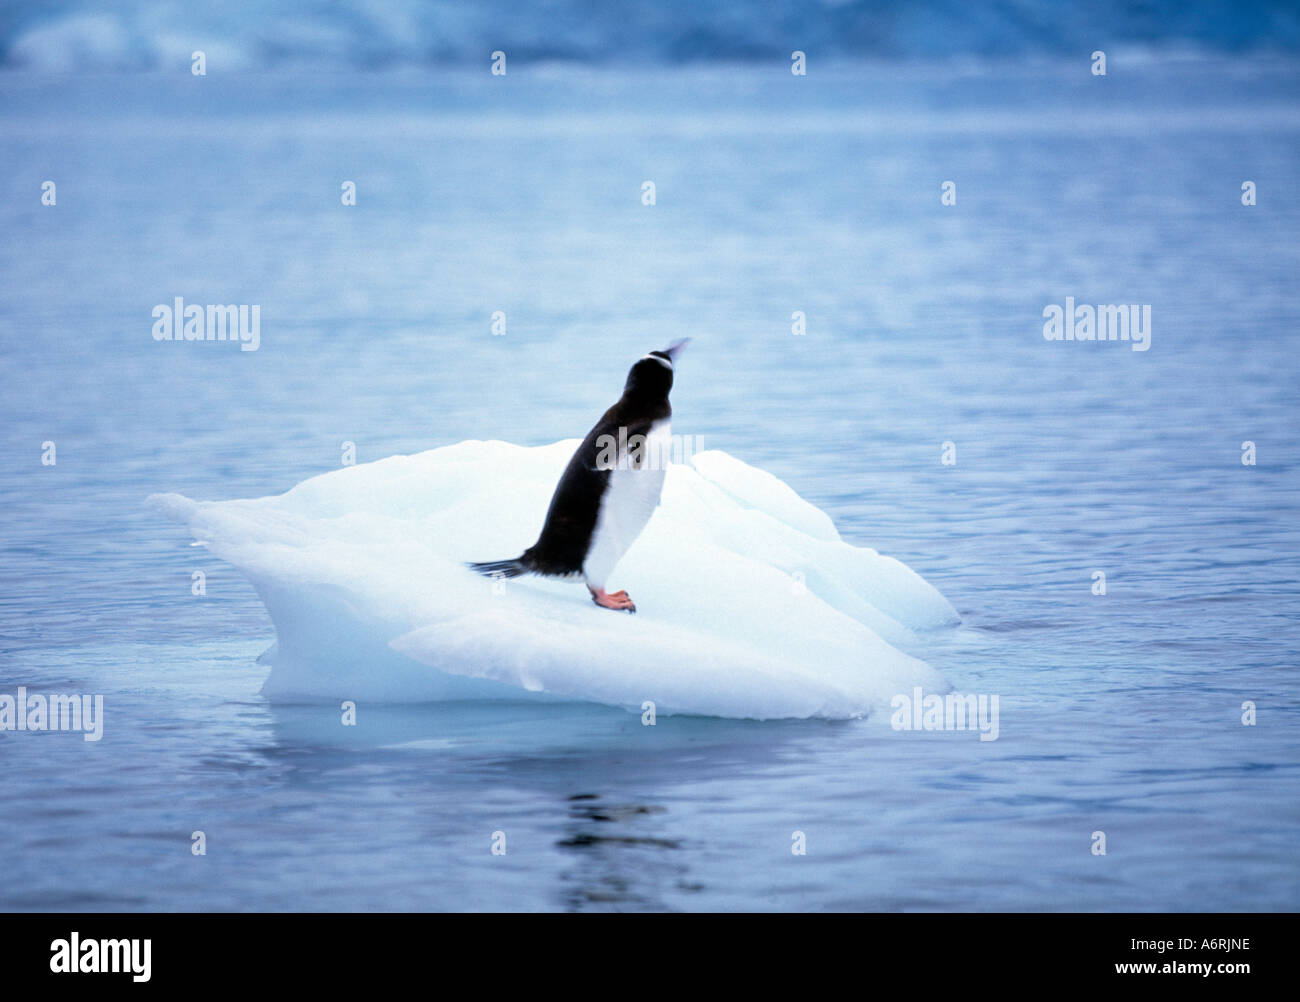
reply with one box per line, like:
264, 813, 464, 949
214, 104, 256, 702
623, 338, 689, 398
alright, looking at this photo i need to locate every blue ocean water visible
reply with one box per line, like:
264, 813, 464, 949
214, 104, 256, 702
1, 58, 1298, 911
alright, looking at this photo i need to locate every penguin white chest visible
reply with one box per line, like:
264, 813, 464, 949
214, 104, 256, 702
582, 420, 670, 589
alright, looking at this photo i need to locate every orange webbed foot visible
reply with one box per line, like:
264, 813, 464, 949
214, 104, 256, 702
589, 587, 636, 613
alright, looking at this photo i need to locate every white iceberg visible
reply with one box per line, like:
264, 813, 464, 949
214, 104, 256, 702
148, 440, 958, 719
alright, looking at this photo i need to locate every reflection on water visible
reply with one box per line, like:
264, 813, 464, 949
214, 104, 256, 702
558, 796, 684, 911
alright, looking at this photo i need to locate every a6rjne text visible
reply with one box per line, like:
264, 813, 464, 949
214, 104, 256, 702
1131, 939, 1250, 953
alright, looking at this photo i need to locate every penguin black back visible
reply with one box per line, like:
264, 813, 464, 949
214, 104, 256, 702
468, 341, 687, 587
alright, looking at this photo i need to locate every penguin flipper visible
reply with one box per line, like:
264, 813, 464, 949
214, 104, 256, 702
466, 557, 530, 579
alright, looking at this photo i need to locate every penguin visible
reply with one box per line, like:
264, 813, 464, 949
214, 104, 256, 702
468, 339, 689, 612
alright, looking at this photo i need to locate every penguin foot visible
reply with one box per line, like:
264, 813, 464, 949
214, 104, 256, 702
589, 587, 636, 613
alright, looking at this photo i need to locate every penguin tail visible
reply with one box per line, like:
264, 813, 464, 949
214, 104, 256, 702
466, 557, 530, 579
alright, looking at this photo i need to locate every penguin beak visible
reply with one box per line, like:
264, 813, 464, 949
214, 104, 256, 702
664, 338, 691, 361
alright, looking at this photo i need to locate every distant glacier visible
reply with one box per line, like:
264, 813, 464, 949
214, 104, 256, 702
4, 0, 1299, 73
